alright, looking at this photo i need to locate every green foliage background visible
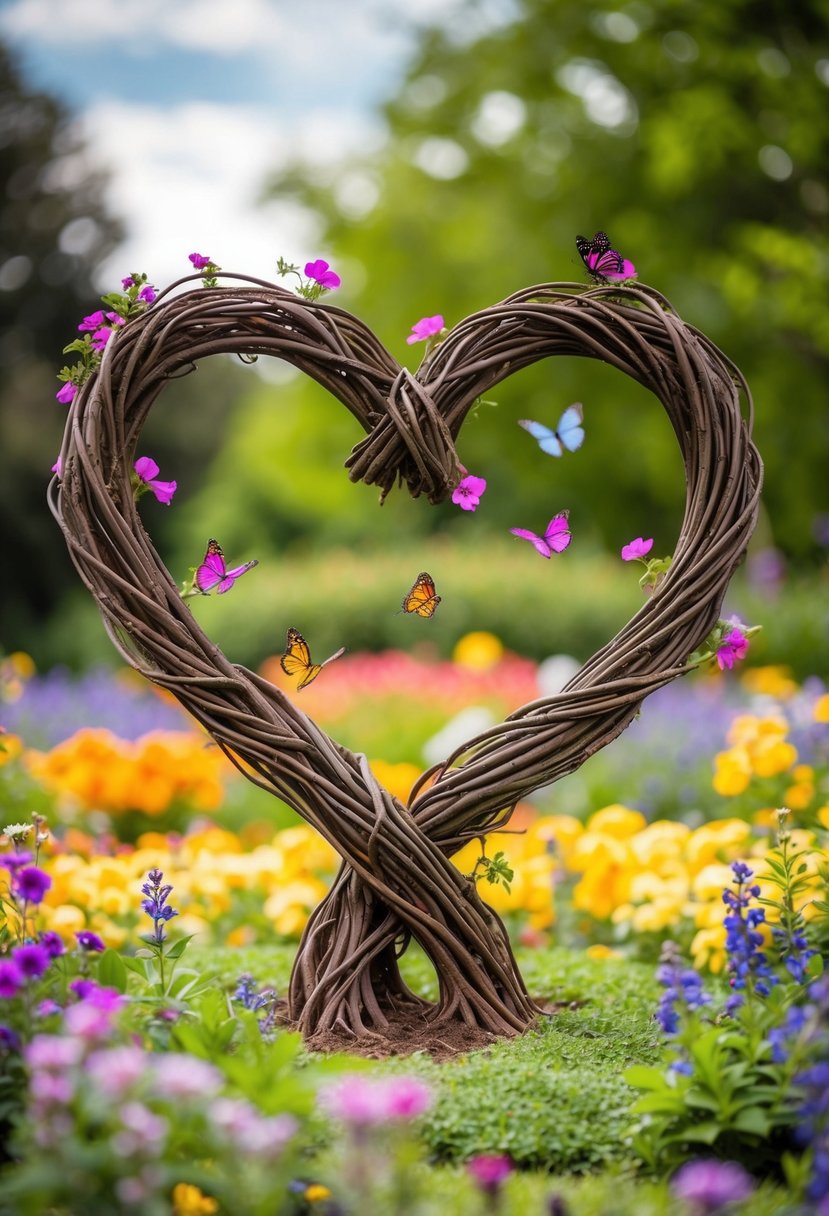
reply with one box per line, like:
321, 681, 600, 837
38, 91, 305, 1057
2, 0, 828, 668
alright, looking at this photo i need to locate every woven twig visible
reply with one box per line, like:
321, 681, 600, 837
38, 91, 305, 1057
50, 274, 762, 1047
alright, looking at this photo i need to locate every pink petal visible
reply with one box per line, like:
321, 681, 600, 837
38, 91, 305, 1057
149, 479, 177, 505
134, 457, 160, 482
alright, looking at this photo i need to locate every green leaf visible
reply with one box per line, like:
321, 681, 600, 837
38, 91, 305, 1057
96, 948, 128, 993
164, 934, 196, 961
731, 1107, 772, 1136
623, 1065, 670, 1091
665, 1122, 723, 1145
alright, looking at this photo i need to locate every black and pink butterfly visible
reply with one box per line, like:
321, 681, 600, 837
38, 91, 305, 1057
195, 539, 258, 594
575, 231, 637, 283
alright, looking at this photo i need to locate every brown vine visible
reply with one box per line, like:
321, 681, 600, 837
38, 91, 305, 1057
50, 273, 762, 1052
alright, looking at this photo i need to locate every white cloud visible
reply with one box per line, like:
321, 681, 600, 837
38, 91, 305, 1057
73, 99, 383, 288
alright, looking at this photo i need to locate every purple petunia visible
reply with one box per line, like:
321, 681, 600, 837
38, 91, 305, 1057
133, 457, 177, 506
12, 943, 50, 980
39, 931, 65, 959
55, 382, 77, 405
13, 865, 52, 905
75, 930, 106, 953
304, 259, 341, 290
406, 314, 445, 345
189, 252, 212, 269
671, 1159, 755, 1212
452, 474, 487, 512
0, 960, 24, 999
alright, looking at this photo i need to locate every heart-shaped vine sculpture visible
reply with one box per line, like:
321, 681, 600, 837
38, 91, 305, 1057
52, 274, 762, 1053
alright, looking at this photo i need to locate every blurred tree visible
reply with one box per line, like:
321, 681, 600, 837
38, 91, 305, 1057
226, 0, 829, 561
0, 39, 124, 649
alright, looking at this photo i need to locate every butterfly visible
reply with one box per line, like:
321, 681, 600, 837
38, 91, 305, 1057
401, 572, 441, 617
519, 403, 585, 457
575, 231, 637, 283
510, 512, 572, 559
280, 627, 346, 690
195, 538, 259, 594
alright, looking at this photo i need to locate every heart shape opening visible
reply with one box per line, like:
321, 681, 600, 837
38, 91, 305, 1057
52, 273, 762, 1052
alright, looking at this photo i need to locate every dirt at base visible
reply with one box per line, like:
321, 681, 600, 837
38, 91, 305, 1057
277, 999, 570, 1061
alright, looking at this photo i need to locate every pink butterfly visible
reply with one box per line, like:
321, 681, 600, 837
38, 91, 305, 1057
510, 512, 572, 558
195, 539, 258, 594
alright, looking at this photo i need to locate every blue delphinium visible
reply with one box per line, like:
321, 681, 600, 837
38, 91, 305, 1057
233, 973, 277, 1039
722, 861, 778, 1013
656, 940, 711, 1035
141, 868, 179, 944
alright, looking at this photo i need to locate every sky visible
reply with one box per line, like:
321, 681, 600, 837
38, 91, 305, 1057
0, 0, 516, 288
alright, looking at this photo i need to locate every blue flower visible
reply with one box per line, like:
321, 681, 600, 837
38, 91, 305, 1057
140, 868, 179, 944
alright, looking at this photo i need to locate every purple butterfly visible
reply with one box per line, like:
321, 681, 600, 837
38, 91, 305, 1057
575, 231, 636, 283
195, 539, 258, 594
510, 512, 572, 559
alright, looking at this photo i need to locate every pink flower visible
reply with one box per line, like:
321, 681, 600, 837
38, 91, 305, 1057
25, 1034, 84, 1071
88, 1045, 146, 1098
406, 314, 445, 345
189, 252, 212, 269
78, 309, 105, 332
138, 284, 157, 304
467, 1154, 514, 1195
122, 276, 136, 289
716, 627, 749, 671
621, 536, 654, 561
55, 382, 76, 405
671, 1159, 754, 1212
150, 1053, 222, 1099
452, 474, 487, 512
51, 455, 62, 475
304, 258, 341, 289
0, 959, 23, 999
133, 456, 177, 505
384, 1076, 432, 1120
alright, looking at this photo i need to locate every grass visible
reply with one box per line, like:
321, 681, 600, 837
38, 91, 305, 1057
195, 942, 793, 1212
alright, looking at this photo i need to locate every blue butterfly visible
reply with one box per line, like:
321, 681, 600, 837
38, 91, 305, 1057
518, 403, 585, 457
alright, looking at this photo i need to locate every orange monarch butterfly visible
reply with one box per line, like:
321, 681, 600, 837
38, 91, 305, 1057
401, 572, 441, 618
280, 627, 345, 690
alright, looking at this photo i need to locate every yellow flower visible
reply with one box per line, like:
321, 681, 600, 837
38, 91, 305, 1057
814, 694, 829, 723
585, 944, 621, 960
818, 805, 829, 830
369, 760, 422, 805
741, 665, 798, 700
752, 738, 798, 778
171, 1183, 218, 1215
691, 925, 727, 973
452, 631, 504, 671
585, 804, 647, 839
712, 748, 751, 796
785, 765, 815, 810
0, 733, 23, 766
305, 1184, 333, 1202
686, 820, 752, 872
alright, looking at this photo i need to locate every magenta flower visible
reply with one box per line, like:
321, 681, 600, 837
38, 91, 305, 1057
12, 943, 50, 980
318, 1075, 388, 1125
406, 314, 445, 345
384, 1076, 433, 1120
133, 456, 177, 505
189, 252, 212, 269
138, 284, 157, 304
716, 627, 749, 671
51, 454, 62, 475
304, 259, 341, 289
78, 309, 105, 332
55, 382, 77, 405
467, 1154, 514, 1195
122, 275, 136, 289
452, 474, 487, 512
13, 865, 52, 904
35, 999, 62, 1017
0, 852, 32, 872
0, 960, 24, 999
671, 1159, 754, 1212
75, 930, 106, 953
621, 536, 654, 561
40, 932, 65, 958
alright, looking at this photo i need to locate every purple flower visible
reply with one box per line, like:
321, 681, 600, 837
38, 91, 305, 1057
304, 258, 341, 289
65, 983, 125, 1038
35, 999, 62, 1018
90, 326, 114, 351
467, 1154, 514, 1196
189, 252, 212, 269
0, 851, 33, 872
716, 628, 749, 672
140, 868, 179, 944
121, 275, 136, 289
133, 456, 177, 506
384, 1076, 432, 1120
40, 931, 65, 959
13, 865, 52, 904
671, 1159, 755, 1212
75, 930, 106, 953
723, 861, 777, 1008
452, 474, 487, 512
406, 314, 445, 345
55, 382, 77, 405
0, 1025, 21, 1053
12, 943, 50, 980
51, 454, 63, 475
0, 960, 24, 999
138, 284, 157, 304
78, 309, 105, 332
621, 536, 654, 561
